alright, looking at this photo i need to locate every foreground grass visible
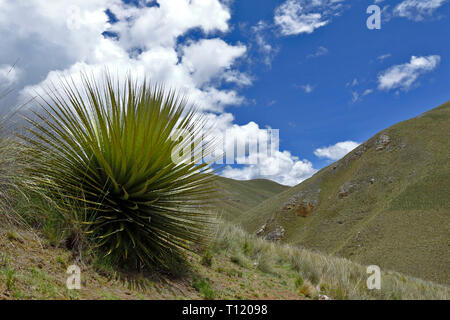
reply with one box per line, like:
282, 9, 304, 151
0, 218, 448, 300
0, 225, 200, 300
0, 222, 302, 300
210, 222, 449, 300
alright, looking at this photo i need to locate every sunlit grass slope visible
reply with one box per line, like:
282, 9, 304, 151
1, 221, 448, 300
237, 101, 450, 284
214, 177, 288, 221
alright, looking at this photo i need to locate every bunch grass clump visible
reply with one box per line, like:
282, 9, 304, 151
212, 220, 450, 300
0, 133, 29, 225
0, 65, 35, 228
22, 72, 217, 271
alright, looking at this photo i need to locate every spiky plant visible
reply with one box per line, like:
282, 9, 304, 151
22, 73, 216, 270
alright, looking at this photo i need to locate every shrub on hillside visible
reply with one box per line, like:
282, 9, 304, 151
22, 72, 216, 271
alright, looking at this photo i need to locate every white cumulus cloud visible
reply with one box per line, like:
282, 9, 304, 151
314, 141, 359, 161
377, 55, 441, 91
299, 84, 314, 93
275, 0, 328, 35
394, 0, 448, 21
204, 120, 317, 186
0, 0, 247, 113
181, 38, 247, 87
307, 46, 329, 58
108, 0, 231, 50
221, 151, 316, 187
274, 0, 346, 36
251, 21, 279, 66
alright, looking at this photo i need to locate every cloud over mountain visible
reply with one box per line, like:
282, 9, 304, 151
377, 55, 441, 91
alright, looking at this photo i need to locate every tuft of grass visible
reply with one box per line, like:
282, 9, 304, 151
6, 231, 19, 241
256, 248, 276, 275
0, 253, 8, 267
212, 220, 450, 300
294, 275, 304, 289
224, 268, 242, 278
230, 252, 250, 268
0, 136, 29, 227
200, 251, 213, 267
298, 280, 318, 299
192, 276, 216, 299
6, 269, 16, 291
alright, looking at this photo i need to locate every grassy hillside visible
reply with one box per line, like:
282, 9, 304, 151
213, 177, 288, 221
237, 101, 450, 285
0, 221, 300, 300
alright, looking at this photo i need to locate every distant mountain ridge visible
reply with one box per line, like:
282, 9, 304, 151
235, 101, 450, 284
213, 176, 288, 221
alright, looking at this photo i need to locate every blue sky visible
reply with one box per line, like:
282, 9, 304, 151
0, 0, 448, 185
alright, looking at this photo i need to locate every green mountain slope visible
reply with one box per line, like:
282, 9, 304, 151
237, 101, 450, 284
213, 177, 289, 221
